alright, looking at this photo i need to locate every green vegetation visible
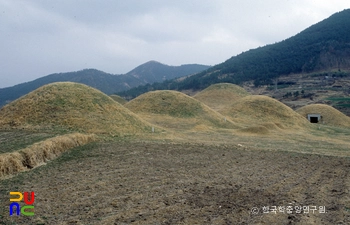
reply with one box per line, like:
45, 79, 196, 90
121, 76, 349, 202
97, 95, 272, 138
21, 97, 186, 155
54, 142, 98, 163
0, 131, 55, 154
283, 92, 293, 98
325, 96, 350, 108
325, 97, 350, 101
337, 104, 350, 108
119, 9, 350, 98
126, 61, 210, 84
267, 84, 289, 90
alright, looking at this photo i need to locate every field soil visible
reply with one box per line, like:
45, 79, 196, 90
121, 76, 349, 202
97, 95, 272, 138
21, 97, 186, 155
1, 140, 349, 225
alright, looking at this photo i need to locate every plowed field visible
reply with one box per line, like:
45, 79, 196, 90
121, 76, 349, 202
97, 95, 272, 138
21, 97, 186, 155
1, 141, 349, 224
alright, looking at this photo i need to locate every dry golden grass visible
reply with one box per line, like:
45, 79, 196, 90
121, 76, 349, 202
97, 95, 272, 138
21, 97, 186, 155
219, 95, 311, 132
0, 133, 96, 178
0, 82, 154, 135
238, 125, 271, 134
296, 104, 350, 128
194, 83, 250, 111
110, 94, 127, 105
0, 152, 24, 177
125, 90, 239, 131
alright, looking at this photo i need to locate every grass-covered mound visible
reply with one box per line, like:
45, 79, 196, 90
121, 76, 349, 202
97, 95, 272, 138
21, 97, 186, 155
125, 90, 239, 130
193, 83, 250, 111
296, 104, 350, 128
220, 95, 310, 129
110, 94, 127, 105
0, 82, 152, 135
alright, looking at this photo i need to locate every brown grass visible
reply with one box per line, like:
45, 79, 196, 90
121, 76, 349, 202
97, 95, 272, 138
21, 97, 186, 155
238, 125, 270, 134
236, 122, 287, 135
0, 82, 154, 136
219, 95, 311, 129
110, 94, 127, 105
0, 133, 96, 178
296, 104, 350, 128
0, 152, 24, 177
125, 90, 240, 130
193, 83, 250, 111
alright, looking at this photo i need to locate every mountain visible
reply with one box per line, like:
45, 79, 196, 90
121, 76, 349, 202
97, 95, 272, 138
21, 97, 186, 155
126, 60, 211, 83
0, 61, 210, 107
119, 9, 350, 97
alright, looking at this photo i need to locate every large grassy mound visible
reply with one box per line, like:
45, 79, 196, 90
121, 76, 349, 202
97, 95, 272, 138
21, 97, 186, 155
296, 104, 350, 128
220, 95, 310, 130
193, 83, 250, 111
125, 90, 239, 130
0, 82, 152, 135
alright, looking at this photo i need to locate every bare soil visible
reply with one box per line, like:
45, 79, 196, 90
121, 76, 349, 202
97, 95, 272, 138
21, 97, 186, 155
1, 141, 349, 225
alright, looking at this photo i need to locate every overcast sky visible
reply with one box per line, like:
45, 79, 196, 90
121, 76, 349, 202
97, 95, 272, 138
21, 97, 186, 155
0, 0, 349, 88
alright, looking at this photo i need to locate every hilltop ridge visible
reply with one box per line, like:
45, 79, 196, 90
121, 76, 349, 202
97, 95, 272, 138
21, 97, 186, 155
0, 61, 210, 107
119, 9, 350, 96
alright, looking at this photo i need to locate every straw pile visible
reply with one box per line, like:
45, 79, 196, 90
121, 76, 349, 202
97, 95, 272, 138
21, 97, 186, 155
0, 133, 96, 177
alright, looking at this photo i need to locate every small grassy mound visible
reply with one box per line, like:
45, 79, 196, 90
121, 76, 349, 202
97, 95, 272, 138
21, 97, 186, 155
125, 90, 239, 130
0, 82, 152, 135
194, 83, 250, 111
110, 94, 127, 105
296, 104, 350, 128
0, 133, 96, 177
220, 95, 310, 129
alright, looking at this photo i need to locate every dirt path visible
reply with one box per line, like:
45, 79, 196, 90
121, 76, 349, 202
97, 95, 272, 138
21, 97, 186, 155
1, 141, 349, 224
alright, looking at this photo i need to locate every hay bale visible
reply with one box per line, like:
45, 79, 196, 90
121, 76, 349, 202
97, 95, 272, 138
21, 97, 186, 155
0, 152, 26, 177
0, 133, 96, 177
296, 104, 350, 128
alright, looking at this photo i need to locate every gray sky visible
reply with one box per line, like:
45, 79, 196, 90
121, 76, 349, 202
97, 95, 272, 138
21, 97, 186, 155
0, 0, 349, 88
